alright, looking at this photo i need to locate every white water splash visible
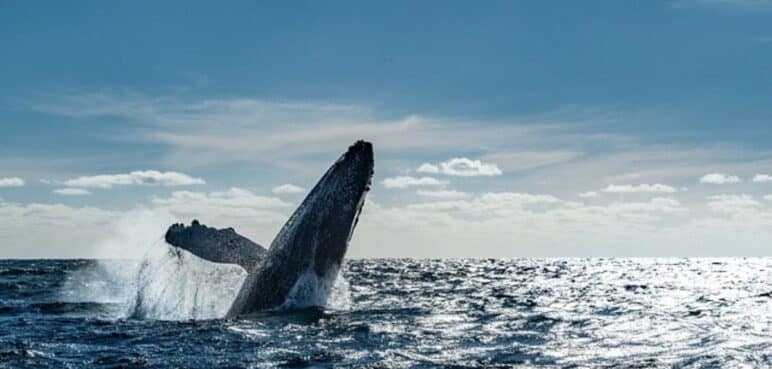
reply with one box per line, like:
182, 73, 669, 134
61, 207, 351, 319
60, 259, 142, 319
63, 240, 247, 320
132, 240, 247, 320
64, 242, 352, 320
281, 266, 352, 310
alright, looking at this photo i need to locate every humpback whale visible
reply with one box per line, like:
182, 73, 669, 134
163, 140, 374, 317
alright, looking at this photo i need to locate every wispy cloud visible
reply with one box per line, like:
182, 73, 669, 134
699, 173, 741, 184
417, 158, 502, 177
602, 184, 677, 194
34, 91, 772, 191
272, 184, 305, 194
354, 194, 713, 257
53, 188, 91, 196
150, 187, 290, 237
406, 192, 560, 213
21, 90, 772, 257
0, 177, 25, 188
706, 194, 761, 212
153, 187, 288, 210
752, 174, 772, 183
481, 192, 561, 205
32, 92, 608, 169
416, 189, 470, 199
62, 170, 205, 189
382, 176, 448, 189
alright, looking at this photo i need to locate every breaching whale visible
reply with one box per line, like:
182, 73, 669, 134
162, 140, 373, 317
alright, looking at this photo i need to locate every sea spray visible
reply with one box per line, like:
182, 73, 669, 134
280, 266, 352, 310
90, 208, 175, 260
132, 240, 246, 320
59, 258, 142, 319
60, 207, 351, 319
60, 241, 247, 320
62, 242, 352, 320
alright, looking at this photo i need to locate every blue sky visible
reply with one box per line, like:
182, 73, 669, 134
1, 1, 772, 258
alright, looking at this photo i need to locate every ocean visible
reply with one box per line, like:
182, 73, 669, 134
0, 258, 770, 368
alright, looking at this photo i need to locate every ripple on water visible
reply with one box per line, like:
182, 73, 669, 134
0, 258, 769, 368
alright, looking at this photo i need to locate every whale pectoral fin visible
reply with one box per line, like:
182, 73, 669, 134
164, 220, 267, 272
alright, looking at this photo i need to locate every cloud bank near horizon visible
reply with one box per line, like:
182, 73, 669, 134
3, 92, 772, 258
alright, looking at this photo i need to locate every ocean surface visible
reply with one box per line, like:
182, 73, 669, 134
0, 257, 770, 368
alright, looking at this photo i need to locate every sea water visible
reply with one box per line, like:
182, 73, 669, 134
0, 258, 770, 368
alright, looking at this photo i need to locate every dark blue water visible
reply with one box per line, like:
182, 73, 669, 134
0, 258, 770, 368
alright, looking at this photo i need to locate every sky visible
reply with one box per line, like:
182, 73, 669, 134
1, 1, 772, 258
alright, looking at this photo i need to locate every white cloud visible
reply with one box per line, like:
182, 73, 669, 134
53, 188, 91, 196
752, 174, 772, 183
579, 191, 599, 198
152, 187, 289, 214
63, 170, 205, 189
416, 163, 439, 174
0, 177, 25, 187
416, 190, 470, 199
441, 158, 502, 176
350, 195, 752, 258
699, 173, 741, 184
706, 194, 761, 213
381, 176, 447, 189
604, 197, 687, 215
765, 195, 772, 201
601, 184, 677, 194
2, 189, 771, 259
406, 192, 560, 215
128, 188, 291, 254
150, 187, 293, 244
0, 200, 122, 258
20, 91, 772, 257
272, 184, 305, 194
481, 192, 560, 204
418, 158, 502, 177
0, 192, 288, 258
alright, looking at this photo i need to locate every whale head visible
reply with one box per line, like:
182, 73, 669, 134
303, 140, 374, 276
227, 140, 374, 315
